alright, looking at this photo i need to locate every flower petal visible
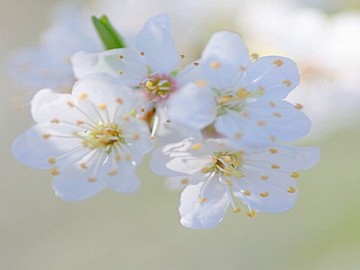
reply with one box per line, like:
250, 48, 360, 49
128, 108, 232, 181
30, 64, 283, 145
201, 31, 250, 89
246, 100, 311, 141
241, 56, 299, 99
167, 83, 217, 130
107, 161, 140, 193
136, 14, 179, 72
179, 180, 229, 229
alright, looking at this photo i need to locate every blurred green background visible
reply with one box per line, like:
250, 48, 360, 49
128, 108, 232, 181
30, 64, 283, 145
1, 0, 359, 269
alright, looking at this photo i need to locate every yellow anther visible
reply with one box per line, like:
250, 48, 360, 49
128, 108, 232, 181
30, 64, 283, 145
48, 157, 56, 164
294, 103, 303, 110
50, 168, 59, 176
273, 112, 282, 118
145, 81, 154, 88
199, 197, 207, 203
291, 172, 300, 179
233, 207, 242, 213
251, 53, 259, 60
42, 134, 51, 139
116, 98, 123, 104
140, 108, 145, 112
210, 60, 221, 69
119, 55, 124, 59
261, 175, 269, 180
79, 92, 88, 100
283, 80, 292, 87
268, 148, 278, 154
287, 186, 296, 193
223, 156, 232, 163
196, 80, 207, 87
260, 192, 269, 198
269, 101, 277, 107
191, 143, 203, 150
80, 163, 88, 169
97, 103, 107, 110
256, 86, 265, 96
130, 109, 137, 117
108, 170, 117, 176
67, 101, 75, 108
233, 170, 244, 178
51, 119, 60, 124
271, 164, 280, 169
180, 178, 189, 185
246, 210, 257, 217
201, 167, 211, 174
242, 190, 251, 196
273, 59, 284, 67
236, 88, 249, 99
119, 70, 123, 75
257, 121, 266, 127
88, 177, 97, 183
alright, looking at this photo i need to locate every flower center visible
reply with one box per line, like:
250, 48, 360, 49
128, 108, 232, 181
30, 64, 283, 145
202, 151, 244, 178
83, 123, 125, 154
142, 74, 176, 101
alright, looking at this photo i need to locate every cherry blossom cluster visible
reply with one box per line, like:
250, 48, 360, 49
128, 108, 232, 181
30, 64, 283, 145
11, 14, 320, 229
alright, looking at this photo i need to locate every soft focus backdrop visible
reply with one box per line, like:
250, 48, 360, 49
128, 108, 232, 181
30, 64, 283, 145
1, 0, 360, 269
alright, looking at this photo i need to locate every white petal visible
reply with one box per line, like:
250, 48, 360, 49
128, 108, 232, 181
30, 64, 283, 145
30, 88, 94, 127
232, 170, 298, 213
201, 31, 250, 89
179, 180, 229, 229
175, 61, 202, 87
136, 14, 179, 73
72, 73, 136, 116
52, 155, 108, 201
214, 111, 267, 144
151, 137, 211, 177
107, 161, 140, 193
246, 100, 311, 141
242, 56, 299, 99
167, 83, 217, 130
12, 124, 87, 169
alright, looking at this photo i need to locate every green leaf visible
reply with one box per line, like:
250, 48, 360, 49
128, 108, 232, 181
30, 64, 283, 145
92, 15, 126, 50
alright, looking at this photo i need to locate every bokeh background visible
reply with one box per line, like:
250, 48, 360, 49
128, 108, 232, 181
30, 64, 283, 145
1, 0, 360, 269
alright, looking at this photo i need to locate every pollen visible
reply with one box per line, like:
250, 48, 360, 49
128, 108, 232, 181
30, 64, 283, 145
80, 163, 88, 169
269, 101, 277, 107
291, 171, 300, 179
242, 190, 251, 196
193, 62, 199, 66
79, 92, 88, 100
97, 103, 107, 110
210, 60, 221, 69
282, 80, 292, 87
116, 98, 123, 104
268, 148, 278, 154
287, 186, 296, 193
261, 175, 269, 180
260, 192, 269, 198
76, 120, 85, 125
115, 155, 122, 162
251, 53, 259, 60
257, 121, 266, 127
50, 168, 60, 176
49, 119, 60, 125
42, 134, 51, 139
180, 54, 185, 59
246, 210, 257, 217
108, 170, 117, 176
225, 180, 233, 186
48, 157, 57, 164
242, 111, 250, 118
67, 101, 75, 108
196, 80, 207, 87
233, 207, 241, 213
294, 103, 303, 110
191, 143, 203, 150
236, 88, 249, 99
199, 197, 207, 203
273, 59, 284, 67
132, 133, 140, 141
119, 54, 125, 59
273, 112, 282, 118
271, 164, 280, 169
180, 178, 189, 185
140, 51, 145, 56
88, 177, 97, 183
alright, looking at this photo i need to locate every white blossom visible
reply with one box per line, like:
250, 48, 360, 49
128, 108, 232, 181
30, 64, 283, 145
151, 137, 320, 229
12, 74, 152, 201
